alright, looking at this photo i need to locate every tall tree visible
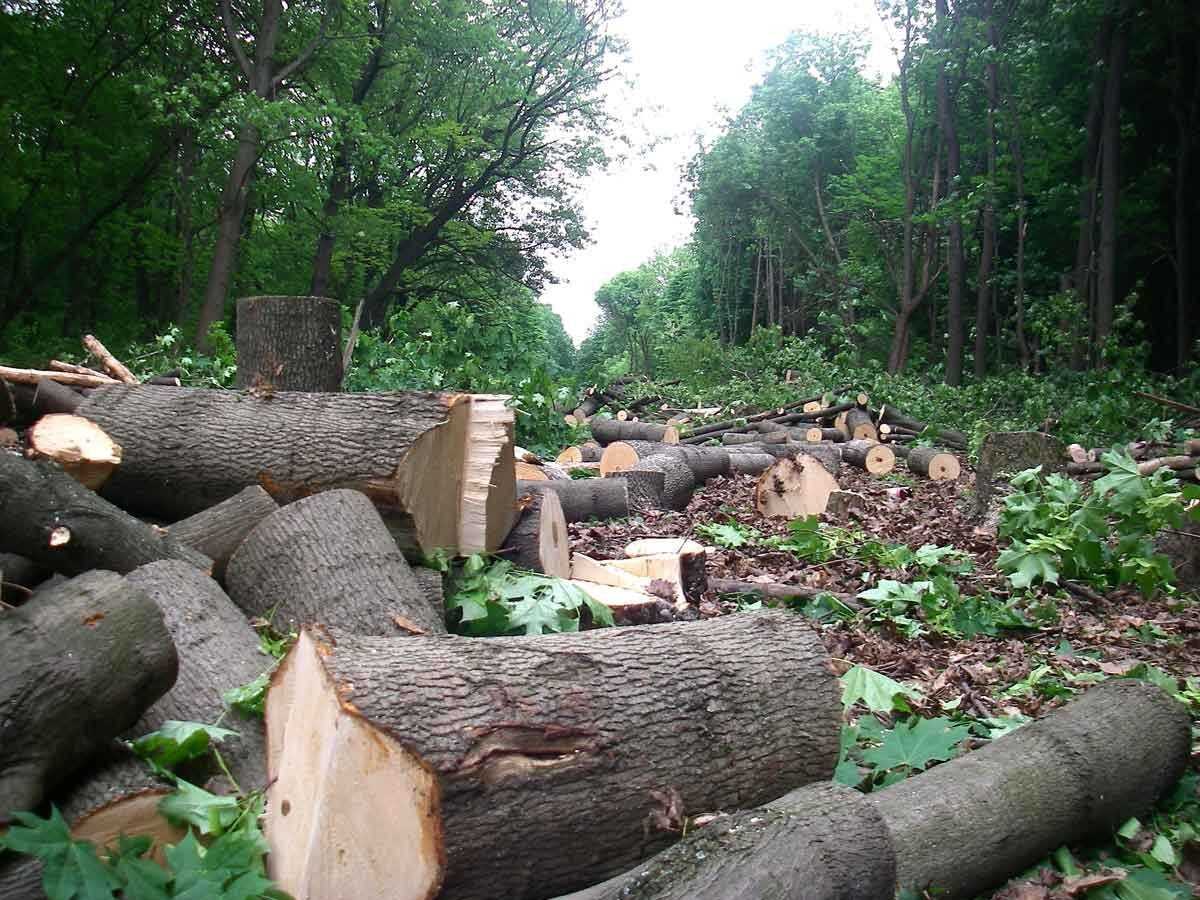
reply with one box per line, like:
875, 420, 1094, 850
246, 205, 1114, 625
935, 0, 965, 385
1093, 2, 1129, 356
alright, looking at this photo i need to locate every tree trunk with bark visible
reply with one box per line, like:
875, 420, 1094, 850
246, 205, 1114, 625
0, 571, 177, 821
501, 488, 570, 577
936, 0, 965, 386
264, 611, 841, 900
76, 386, 516, 556
590, 419, 680, 446
1095, 8, 1130, 353
975, 1, 1000, 378
235, 296, 343, 392
516, 479, 629, 523
166, 485, 279, 583
226, 489, 446, 637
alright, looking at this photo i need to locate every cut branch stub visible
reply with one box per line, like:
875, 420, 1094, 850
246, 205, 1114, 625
265, 612, 840, 900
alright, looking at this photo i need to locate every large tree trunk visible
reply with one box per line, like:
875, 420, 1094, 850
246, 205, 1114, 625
630, 453, 696, 511
0, 571, 177, 820
226, 489, 446, 637
1173, 27, 1199, 372
166, 484, 278, 583
0, 453, 209, 576
76, 386, 516, 555
235, 296, 343, 392
590, 419, 680, 446
1094, 9, 1130, 353
264, 611, 841, 900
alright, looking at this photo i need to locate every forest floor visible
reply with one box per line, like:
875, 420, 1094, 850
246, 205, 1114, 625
570, 465, 1200, 899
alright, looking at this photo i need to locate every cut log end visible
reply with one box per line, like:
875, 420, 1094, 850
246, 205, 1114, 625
26, 414, 122, 490
503, 489, 570, 578
755, 455, 839, 519
907, 447, 962, 481
514, 460, 549, 481
266, 630, 443, 900
599, 441, 640, 476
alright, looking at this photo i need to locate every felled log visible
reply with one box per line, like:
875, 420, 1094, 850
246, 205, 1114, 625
264, 612, 841, 900
502, 488, 570, 577
841, 439, 895, 475
555, 442, 602, 465
708, 577, 859, 609
235, 295, 343, 392
844, 407, 877, 441
756, 455, 839, 518
619, 468, 666, 512
515, 460, 550, 481
786, 441, 842, 476
572, 376, 636, 420
554, 783, 893, 900
590, 418, 680, 446
226, 489, 445, 637
570, 553, 685, 607
880, 408, 967, 449
600, 441, 729, 482
166, 484, 279, 582
875, 679, 1189, 899
826, 490, 868, 520
0, 553, 47, 604
1068, 455, 1200, 477
25, 413, 122, 489
569, 580, 674, 624
897, 445, 962, 480
632, 453, 695, 511
0, 453, 210, 576
75, 385, 516, 555
32, 377, 86, 415
605, 549, 707, 604
124, 561, 268, 793
0, 571, 177, 820
82, 334, 138, 384
727, 451, 777, 476
805, 427, 846, 443
517, 478, 629, 523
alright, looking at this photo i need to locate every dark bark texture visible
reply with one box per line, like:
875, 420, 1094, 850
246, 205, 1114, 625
632, 454, 695, 511
590, 419, 678, 445
0, 453, 210, 576
235, 295, 343, 392
501, 488, 568, 576
166, 484, 278, 583
0, 571, 177, 820
226, 488, 445, 636
516, 478, 630, 523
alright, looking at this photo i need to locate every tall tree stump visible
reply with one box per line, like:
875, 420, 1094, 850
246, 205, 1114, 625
235, 296, 343, 392
264, 611, 840, 900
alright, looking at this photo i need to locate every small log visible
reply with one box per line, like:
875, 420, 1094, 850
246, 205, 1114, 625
0, 571, 178, 820
590, 419, 680, 446
1067, 456, 1200, 477
502, 488, 570, 578
166, 485, 279, 582
82, 334, 138, 384
0, 453, 210, 576
727, 451, 777, 476
264, 612, 841, 900
1066, 443, 1090, 464
0, 365, 115, 388
556, 444, 602, 465
826, 490, 868, 520
844, 407, 878, 441
600, 441, 729, 482
1186, 438, 1200, 456
144, 374, 182, 386
32, 377, 85, 415
226, 489, 445, 637
235, 295, 343, 392
76, 386, 516, 556
606, 550, 707, 604
515, 460, 550, 481
516, 478, 629, 523
0, 427, 17, 447
880, 408, 968, 449
841, 439, 896, 475
755, 455, 839, 519
802, 400, 824, 413
904, 446, 962, 481
625, 538, 705, 557
26, 414, 122, 489
806, 427, 846, 443
49, 360, 114, 381
633, 453, 695, 511
570, 580, 673, 624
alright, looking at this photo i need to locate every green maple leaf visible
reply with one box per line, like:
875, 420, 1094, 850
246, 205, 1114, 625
862, 717, 971, 773
695, 521, 754, 548
0, 808, 119, 900
1094, 451, 1149, 514
1112, 867, 1189, 900
997, 542, 1060, 589
840, 664, 924, 713
158, 780, 241, 837
132, 721, 239, 773
505, 589, 571, 635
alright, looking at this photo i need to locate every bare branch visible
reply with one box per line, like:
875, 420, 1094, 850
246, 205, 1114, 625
220, 0, 254, 83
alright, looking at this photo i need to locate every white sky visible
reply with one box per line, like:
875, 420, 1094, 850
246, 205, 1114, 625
540, 0, 894, 342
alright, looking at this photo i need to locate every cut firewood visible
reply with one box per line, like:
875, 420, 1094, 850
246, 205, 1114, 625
166, 485, 279, 583
0, 365, 114, 388
568, 580, 674, 624
515, 460, 549, 481
590, 418, 680, 446
235, 295, 343, 392
226, 489, 446, 637
902, 446, 962, 480
264, 612, 841, 900
0, 570, 177, 820
124, 561, 268, 794
755, 455, 839, 519
727, 451, 777, 476
570, 552, 661, 593
33, 377, 85, 416
806, 427, 846, 443
841, 439, 895, 475
606, 550, 706, 604
82, 334, 138, 384
803, 400, 823, 413
880, 408, 968, 449
76, 386, 516, 555
600, 441, 729, 482
556, 443, 602, 465
845, 408, 877, 441
502, 488, 570, 578
26, 413, 122, 489
1067, 443, 1090, 464
0, 452, 210, 576
632, 453, 696, 511
517, 478, 629, 523
625, 538, 706, 558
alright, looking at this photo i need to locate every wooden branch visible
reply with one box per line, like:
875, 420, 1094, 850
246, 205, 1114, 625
0, 365, 118, 388
49, 360, 117, 381
82, 334, 138, 384
1134, 390, 1200, 417
220, 0, 254, 82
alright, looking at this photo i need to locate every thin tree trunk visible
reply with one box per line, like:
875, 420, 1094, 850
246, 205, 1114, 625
975, 2, 999, 379
1095, 11, 1130, 356
750, 238, 761, 332
936, 0, 965, 386
1009, 73, 1031, 370
1173, 30, 1199, 372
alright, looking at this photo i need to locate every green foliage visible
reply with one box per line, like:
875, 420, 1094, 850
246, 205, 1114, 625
997, 455, 1185, 596
693, 521, 760, 549
131, 722, 239, 776
222, 673, 270, 719
857, 576, 1029, 640
445, 555, 614, 636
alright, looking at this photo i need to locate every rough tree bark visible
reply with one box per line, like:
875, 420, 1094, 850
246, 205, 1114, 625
264, 611, 841, 900
590, 419, 680, 446
501, 488, 570, 577
1094, 6, 1130, 354
936, 0, 965, 386
235, 296, 343, 392
516, 478, 629, 523
166, 485, 279, 583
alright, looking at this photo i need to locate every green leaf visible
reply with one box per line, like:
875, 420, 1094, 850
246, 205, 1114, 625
131, 721, 238, 773
694, 521, 755, 549
158, 780, 241, 837
862, 717, 971, 773
0, 808, 119, 900
1149, 834, 1177, 866
840, 664, 924, 713
1113, 868, 1189, 899
223, 671, 271, 718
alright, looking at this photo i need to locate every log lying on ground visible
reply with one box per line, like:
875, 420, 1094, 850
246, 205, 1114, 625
555, 442, 602, 465
875, 679, 1189, 899
568, 580, 674, 624
0, 453, 210, 576
515, 460, 550, 481
0, 553, 48, 604
1068, 455, 1200, 477
571, 553, 686, 608
632, 453, 696, 511
166, 485, 279, 582
756, 455, 840, 518
805, 427, 846, 443
572, 376, 636, 420
608, 545, 707, 603
896, 445, 962, 480
590, 418, 680, 446
264, 611, 841, 900
501, 488, 570, 578
124, 561, 268, 794
554, 783, 894, 900
226, 489, 446, 637
0, 571, 177, 820
517, 478, 629, 523
841, 439, 895, 475
25, 413, 122, 489
33, 377, 85, 415
235, 295, 343, 392
50, 360, 112, 381
76, 385, 516, 555
844, 407, 878, 441
727, 451, 777, 476
620, 468, 667, 512
880, 408, 968, 449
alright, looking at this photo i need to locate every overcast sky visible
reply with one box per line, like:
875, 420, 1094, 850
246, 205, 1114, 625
540, 0, 894, 342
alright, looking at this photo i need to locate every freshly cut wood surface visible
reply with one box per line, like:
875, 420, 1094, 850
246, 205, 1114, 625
845, 407, 878, 441
841, 439, 895, 475
503, 488, 570, 577
625, 538, 706, 557
26, 413, 122, 489
515, 460, 549, 481
556, 443, 602, 465
568, 580, 673, 624
755, 454, 839, 518
905, 446, 962, 480
265, 613, 840, 900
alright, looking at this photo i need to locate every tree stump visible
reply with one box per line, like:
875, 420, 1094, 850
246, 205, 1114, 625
973, 431, 1066, 519
235, 295, 343, 392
